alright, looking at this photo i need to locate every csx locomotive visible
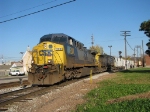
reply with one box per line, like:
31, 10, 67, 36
28, 33, 115, 85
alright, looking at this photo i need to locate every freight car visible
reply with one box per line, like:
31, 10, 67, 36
28, 33, 115, 85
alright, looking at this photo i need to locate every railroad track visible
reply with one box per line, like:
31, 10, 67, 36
0, 86, 44, 108
0, 72, 112, 111
0, 77, 83, 111
0, 80, 30, 89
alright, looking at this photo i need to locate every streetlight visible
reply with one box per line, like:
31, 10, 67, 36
108, 45, 112, 56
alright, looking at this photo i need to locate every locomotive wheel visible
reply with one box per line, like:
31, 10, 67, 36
64, 70, 72, 79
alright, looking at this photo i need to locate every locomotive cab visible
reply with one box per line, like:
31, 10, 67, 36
28, 34, 68, 85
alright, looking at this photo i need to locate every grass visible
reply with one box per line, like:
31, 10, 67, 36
75, 67, 150, 112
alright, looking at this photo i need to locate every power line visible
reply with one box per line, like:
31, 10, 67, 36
99, 39, 124, 42
0, 0, 58, 18
127, 39, 143, 53
96, 37, 143, 43
0, 0, 76, 24
126, 40, 134, 51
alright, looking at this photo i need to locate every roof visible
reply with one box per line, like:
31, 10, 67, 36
39, 33, 83, 45
22, 51, 32, 59
11, 62, 23, 68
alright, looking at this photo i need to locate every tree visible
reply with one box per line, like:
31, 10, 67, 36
89, 45, 104, 55
139, 20, 150, 56
139, 20, 150, 38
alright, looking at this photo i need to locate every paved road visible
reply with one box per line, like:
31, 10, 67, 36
0, 76, 27, 84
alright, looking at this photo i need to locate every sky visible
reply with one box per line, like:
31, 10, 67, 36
0, 0, 150, 63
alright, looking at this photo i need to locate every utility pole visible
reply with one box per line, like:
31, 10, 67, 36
142, 40, 145, 67
91, 34, 94, 48
133, 48, 136, 67
1, 55, 4, 65
121, 31, 131, 69
108, 45, 112, 56
135, 45, 140, 67
140, 46, 142, 57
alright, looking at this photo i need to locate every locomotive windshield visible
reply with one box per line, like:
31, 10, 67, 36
39, 35, 52, 43
52, 36, 67, 43
39, 35, 67, 44
39, 50, 52, 56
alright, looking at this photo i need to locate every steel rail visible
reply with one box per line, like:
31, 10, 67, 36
0, 86, 46, 107
0, 86, 36, 98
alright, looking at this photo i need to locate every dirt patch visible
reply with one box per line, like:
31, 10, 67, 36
106, 91, 150, 104
6, 73, 116, 112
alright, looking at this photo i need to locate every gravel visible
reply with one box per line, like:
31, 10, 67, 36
0, 86, 24, 94
4, 72, 116, 112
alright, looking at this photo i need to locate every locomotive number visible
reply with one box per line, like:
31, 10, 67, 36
55, 48, 63, 51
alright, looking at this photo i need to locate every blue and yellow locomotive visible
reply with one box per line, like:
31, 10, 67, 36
28, 33, 115, 85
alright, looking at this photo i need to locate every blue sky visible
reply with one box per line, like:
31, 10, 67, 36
0, 0, 150, 63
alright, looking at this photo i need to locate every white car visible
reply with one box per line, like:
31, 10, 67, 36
9, 70, 25, 76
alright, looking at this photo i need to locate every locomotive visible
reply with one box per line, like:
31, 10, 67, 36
28, 33, 115, 85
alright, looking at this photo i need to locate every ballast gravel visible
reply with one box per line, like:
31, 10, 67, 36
5, 72, 116, 112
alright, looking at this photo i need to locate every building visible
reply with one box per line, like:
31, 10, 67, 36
0, 65, 11, 76
22, 46, 32, 75
115, 57, 134, 69
10, 62, 24, 73
145, 55, 150, 67
11, 62, 23, 68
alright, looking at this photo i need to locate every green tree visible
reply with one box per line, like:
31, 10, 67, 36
139, 20, 150, 56
139, 20, 150, 38
89, 45, 104, 55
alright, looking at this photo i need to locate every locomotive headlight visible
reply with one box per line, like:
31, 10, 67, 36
31, 60, 34, 63
48, 59, 51, 63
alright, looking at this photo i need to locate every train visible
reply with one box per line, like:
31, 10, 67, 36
28, 33, 117, 85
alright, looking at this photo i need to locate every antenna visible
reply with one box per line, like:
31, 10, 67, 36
91, 34, 94, 47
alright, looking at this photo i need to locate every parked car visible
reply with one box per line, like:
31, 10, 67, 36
9, 70, 25, 76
